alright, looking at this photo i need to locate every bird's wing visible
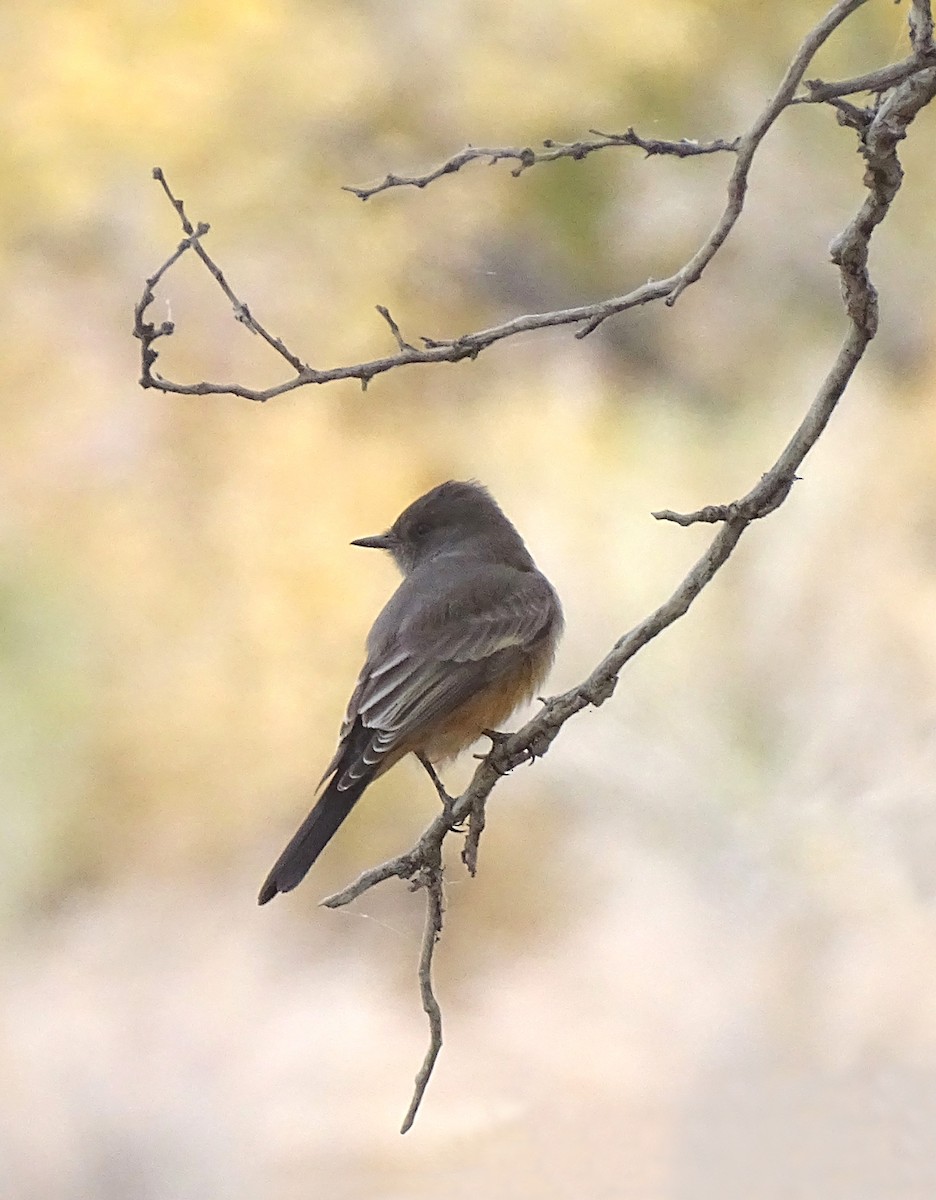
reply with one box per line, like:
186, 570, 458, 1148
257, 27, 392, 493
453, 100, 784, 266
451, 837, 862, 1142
323, 564, 558, 790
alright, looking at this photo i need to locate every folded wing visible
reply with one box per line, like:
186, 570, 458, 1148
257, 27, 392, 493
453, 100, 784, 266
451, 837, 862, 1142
326, 563, 558, 790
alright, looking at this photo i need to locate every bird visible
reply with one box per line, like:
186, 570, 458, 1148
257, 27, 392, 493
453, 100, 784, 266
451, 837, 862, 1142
257, 480, 563, 904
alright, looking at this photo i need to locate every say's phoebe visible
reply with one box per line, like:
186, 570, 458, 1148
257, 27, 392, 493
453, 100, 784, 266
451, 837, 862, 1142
258, 480, 563, 904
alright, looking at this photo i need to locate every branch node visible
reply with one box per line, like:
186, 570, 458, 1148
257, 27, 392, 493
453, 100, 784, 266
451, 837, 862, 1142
575, 313, 608, 339
652, 474, 798, 527
584, 676, 617, 707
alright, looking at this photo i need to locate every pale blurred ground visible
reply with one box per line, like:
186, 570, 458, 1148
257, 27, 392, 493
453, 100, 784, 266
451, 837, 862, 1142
2, 0, 936, 1196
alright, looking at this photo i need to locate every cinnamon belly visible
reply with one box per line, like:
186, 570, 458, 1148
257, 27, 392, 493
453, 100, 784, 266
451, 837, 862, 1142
420, 642, 555, 763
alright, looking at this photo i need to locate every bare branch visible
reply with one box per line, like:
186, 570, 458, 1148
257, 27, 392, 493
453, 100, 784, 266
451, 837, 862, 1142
375, 305, 416, 353
141, 169, 309, 379
342, 128, 739, 201
399, 860, 445, 1135
797, 51, 936, 103
575, 128, 740, 159
798, 0, 936, 104
132, 226, 204, 377
318, 5, 936, 1130
136, 0, 890, 401
135, 0, 936, 1132
460, 794, 487, 877
910, 0, 936, 54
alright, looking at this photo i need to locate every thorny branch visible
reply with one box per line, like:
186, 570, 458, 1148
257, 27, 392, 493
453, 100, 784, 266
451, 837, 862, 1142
135, 0, 936, 1132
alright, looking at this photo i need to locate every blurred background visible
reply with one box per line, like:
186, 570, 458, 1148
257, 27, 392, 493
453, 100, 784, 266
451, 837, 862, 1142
2, 0, 936, 1195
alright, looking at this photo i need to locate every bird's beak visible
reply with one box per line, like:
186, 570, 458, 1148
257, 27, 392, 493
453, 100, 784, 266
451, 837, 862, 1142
350, 531, 395, 550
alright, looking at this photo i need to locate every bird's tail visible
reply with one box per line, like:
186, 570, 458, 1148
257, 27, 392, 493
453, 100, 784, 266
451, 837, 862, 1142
257, 772, 373, 904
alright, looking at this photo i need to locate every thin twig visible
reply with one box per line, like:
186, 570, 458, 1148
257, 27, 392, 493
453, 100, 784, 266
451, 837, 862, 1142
342, 129, 739, 200
581, 128, 740, 158
375, 305, 416, 353
152, 169, 307, 371
131, 223, 208, 379
399, 859, 445, 1134
796, 50, 936, 102
135, 168, 309, 384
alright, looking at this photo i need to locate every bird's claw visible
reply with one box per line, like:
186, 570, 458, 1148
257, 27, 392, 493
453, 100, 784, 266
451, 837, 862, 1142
443, 798, 468, 833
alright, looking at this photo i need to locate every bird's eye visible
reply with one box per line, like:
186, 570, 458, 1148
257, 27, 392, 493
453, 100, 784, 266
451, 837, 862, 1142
411, 520, 431, 539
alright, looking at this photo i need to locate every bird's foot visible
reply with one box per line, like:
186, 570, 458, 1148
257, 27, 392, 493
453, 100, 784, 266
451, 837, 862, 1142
472, 728, 510, 773
416, 752, 466, 829
474, 727, 536, 772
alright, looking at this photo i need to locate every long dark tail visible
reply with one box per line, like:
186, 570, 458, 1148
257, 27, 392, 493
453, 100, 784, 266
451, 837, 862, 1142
257, 771, 373, 904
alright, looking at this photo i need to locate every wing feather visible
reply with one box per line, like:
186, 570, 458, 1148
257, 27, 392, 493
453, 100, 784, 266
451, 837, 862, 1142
325, 562, 558, 790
